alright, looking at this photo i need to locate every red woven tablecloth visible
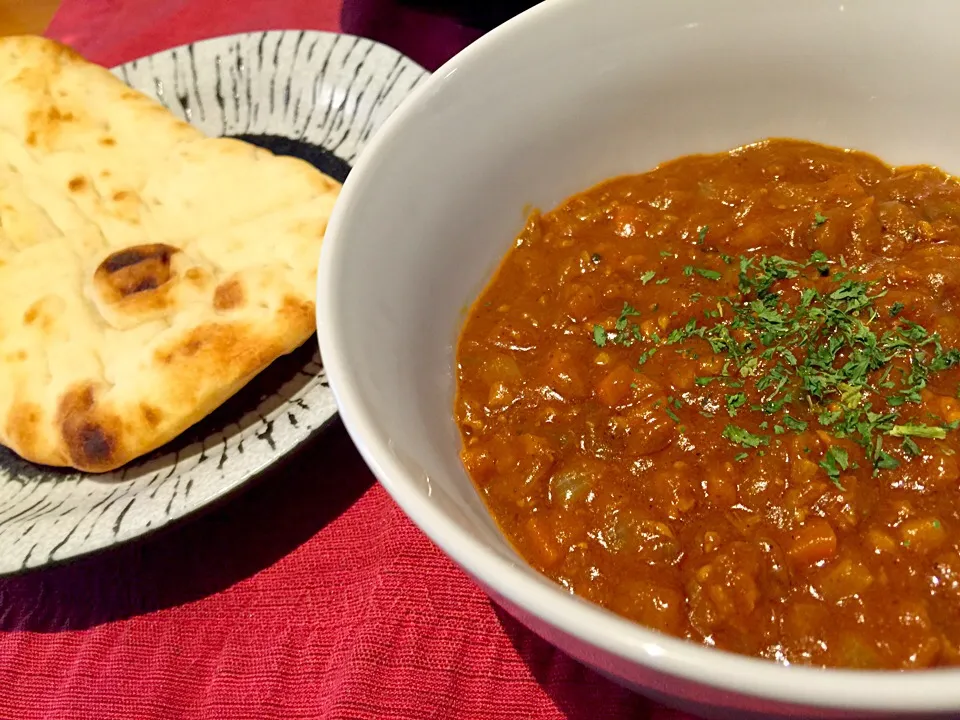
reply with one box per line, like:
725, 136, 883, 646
0, 2, 695, 718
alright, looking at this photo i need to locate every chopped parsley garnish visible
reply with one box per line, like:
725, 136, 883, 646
722, 424, 768, 448
697, 225, 710, 244
682, 265, 722, 281
695, 267, 722, 281
592, 324, 606, 347
782, 415, 807, 432
655, 277, 670, 285
819, 446, 849, 489
726, 392, 747, 416
640, 270, 657, 285
637, 347, 658, 365
607, 303, 644, 346
875, 449, 899, 470
902, 436, 921, 456
814, 212, 828, 226
890, 423, 947, 440
614, 248, 960, 484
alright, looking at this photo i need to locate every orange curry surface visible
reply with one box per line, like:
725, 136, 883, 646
455, 139, 960, 669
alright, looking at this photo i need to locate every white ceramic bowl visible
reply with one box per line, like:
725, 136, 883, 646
316, 1, 960, 717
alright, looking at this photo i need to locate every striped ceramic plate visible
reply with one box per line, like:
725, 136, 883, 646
0, 31, 426, 573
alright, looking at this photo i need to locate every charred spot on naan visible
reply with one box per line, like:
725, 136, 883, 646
94, 243, 180, 305
213, 277, 245, 311
90, 244, 189, 329
140, 403, 163, 428
56, 383, 123, 473
101, 243, 175, 277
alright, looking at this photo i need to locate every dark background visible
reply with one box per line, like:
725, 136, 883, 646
398, 0, 540, 30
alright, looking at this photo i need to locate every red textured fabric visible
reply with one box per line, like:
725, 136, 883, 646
0, 424, 690, 719
46, 0, 343, 68
0, 3, 702, 718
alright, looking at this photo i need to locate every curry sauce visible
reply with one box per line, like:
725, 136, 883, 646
455, 139, 960, 669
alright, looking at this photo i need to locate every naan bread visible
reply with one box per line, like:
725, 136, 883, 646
0, 36, 340, 472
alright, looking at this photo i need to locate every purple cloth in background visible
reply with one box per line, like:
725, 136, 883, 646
341, 0, 484, 70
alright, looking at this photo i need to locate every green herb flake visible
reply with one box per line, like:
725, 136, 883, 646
733, 452, 749, 462
592, 324, 607, 348
890, 301, 905, 318
655, 278, 670, 285
875, 451, 899, 471
722, 424, 768, 448
695, 267, 722, 281
640, 270, 657, 285
665, 407, 681, 423
902, 436, 922, 457
814, 212, 828, 226
726, 392, 748, 416
819, 446, 849, 489
782, 416, 808, 433
697, 225, 710, 244
890, 424, 947, 440
637, 347, 658, 366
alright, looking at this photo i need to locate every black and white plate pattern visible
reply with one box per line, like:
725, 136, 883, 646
0, 31, 427, 574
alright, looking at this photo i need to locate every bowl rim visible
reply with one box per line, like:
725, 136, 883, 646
317, 0, 960, 710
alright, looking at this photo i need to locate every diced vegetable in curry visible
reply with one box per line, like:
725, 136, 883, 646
455, 139, 960, 669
